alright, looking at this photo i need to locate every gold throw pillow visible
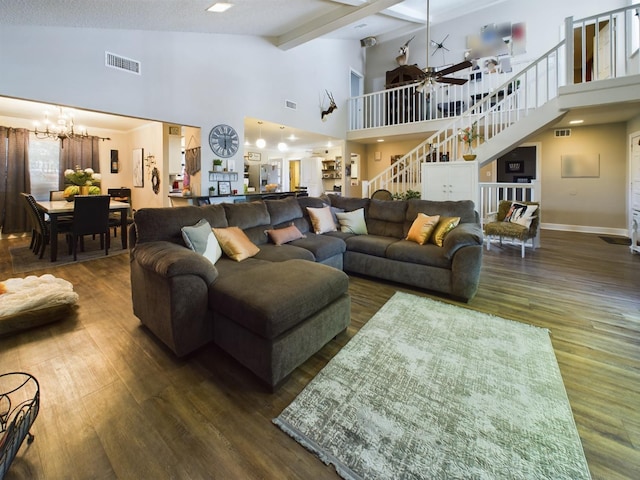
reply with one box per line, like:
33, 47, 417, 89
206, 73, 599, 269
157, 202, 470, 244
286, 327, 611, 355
430, 216, 461, 247
406, 213, 440, 245
213, 226, 260, 261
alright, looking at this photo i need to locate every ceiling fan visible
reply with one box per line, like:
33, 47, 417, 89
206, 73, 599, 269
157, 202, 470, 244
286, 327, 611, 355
416, 0, 471, 93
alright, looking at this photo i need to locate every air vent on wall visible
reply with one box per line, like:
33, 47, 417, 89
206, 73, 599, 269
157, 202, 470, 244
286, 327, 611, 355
555, 128, 571, 137
285, 99, 297, 110
105, 51, 141, 75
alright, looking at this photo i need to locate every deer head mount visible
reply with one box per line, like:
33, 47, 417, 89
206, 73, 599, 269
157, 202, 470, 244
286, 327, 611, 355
395, 36, 415, 66
321, 90, 337, 122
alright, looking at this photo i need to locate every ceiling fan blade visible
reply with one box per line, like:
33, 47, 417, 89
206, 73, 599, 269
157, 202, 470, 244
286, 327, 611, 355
437, 60, 472, 76
437, 77, 469, 85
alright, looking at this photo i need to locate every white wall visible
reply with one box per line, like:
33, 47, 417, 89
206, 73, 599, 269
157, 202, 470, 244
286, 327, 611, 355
364, 0, 629, 92
0, 26, 364, 199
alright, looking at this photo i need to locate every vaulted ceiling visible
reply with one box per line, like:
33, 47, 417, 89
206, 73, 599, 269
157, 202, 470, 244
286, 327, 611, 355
0, 0, 506, 48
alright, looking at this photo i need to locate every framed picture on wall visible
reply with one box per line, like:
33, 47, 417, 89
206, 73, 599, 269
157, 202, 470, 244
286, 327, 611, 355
133, 148, 144, 187
505, 160, 524, 173
218, 180, 231, 195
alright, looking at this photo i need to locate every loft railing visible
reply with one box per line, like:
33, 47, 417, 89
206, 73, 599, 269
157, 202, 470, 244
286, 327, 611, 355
567, 5, 640, 84
348, 68, 519, 131
356, 4, 640, 199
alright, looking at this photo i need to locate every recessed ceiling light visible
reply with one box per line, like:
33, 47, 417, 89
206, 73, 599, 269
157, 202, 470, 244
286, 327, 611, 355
569, 119, 584, 124
377, 139, 385, 142
207, 2, 234, 13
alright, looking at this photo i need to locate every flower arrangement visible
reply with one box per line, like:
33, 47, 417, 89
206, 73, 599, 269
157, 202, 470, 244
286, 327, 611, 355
63, 166, 101, 199
458, 122, 483, 149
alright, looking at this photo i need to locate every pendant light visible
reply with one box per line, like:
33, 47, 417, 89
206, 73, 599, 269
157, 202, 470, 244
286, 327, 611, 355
256, 121, 266, 149
277, 126, 288, 152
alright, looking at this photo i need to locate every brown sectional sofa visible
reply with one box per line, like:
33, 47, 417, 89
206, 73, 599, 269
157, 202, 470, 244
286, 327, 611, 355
129, 195, 483, 388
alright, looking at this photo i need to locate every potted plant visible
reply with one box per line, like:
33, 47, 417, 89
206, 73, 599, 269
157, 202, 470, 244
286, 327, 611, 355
209, 186, 216, 196
458, 122, 483, 160
213, 159, 223, 172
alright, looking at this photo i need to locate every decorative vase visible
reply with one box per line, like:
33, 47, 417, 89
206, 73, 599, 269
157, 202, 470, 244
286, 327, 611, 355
463, 144, 476, 161
80, 186, 90, 195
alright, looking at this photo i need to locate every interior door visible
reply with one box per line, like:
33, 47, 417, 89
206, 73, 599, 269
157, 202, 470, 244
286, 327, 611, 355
596, 21, 612, 80
350, 69, 364, 130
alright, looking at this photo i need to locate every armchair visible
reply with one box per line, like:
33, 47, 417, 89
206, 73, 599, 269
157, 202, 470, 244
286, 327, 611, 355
484, 200, 539, 258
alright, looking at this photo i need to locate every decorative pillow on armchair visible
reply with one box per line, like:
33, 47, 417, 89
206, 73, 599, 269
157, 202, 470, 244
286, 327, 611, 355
504, 203, 538, 228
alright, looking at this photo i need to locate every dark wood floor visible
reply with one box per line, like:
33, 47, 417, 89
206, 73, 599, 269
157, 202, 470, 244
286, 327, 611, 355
1, 230, 639, 479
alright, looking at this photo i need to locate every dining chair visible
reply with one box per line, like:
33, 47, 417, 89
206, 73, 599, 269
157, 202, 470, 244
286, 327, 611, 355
107, 188, 133, 237
22, 193, 73, 259
371, 189, 394, 201
67, 195, 111, 260
49, 190, 74, 222
49, 190, 66, 201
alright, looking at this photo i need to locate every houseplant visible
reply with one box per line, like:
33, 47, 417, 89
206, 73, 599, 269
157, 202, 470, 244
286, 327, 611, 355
213, 159, 223, 172
458, 122, 483, 160
63, 167, 101, 200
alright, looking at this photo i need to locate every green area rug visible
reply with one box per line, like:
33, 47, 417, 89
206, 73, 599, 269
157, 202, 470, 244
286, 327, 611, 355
10, 238, 127, 274
274, 292, 591, 480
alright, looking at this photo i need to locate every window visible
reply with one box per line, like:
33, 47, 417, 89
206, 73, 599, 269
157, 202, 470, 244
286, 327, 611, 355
28, 135, 59, 200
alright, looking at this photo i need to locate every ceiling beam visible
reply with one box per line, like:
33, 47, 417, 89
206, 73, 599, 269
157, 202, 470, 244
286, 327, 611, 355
275, 0, 404, 50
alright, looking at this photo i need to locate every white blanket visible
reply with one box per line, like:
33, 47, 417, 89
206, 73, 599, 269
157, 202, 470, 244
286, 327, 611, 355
0, 274, 79, 317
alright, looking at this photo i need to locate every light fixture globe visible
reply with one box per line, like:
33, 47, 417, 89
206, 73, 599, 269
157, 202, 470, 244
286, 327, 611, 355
256, 121, 266, 149
277, 126, 287, 151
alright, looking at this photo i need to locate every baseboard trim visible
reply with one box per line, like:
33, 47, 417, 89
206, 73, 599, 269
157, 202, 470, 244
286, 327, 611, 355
541, 223, 628, 237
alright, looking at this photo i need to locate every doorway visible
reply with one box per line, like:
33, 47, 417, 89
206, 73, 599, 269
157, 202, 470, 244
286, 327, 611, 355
289, 160, 301, 191
350, 69, 364, 130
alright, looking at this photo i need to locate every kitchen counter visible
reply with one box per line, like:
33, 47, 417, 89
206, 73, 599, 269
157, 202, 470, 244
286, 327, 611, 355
168, 191, 307, 207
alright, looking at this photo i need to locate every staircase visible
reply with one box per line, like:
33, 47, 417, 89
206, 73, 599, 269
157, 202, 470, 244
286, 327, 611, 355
357, 5, 640, 199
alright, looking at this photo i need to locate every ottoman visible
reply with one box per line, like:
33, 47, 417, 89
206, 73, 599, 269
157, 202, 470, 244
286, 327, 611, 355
209, 259, 351, 389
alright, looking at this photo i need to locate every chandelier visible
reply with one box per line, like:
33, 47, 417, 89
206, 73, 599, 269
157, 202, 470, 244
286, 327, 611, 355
31, 106, 110, 146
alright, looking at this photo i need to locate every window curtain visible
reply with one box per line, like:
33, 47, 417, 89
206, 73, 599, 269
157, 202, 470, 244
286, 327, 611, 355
0, 126, 30, 234
58, 136, 101, 189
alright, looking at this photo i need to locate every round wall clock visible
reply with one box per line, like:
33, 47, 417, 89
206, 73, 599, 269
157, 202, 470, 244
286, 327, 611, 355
209, 124, 239, 158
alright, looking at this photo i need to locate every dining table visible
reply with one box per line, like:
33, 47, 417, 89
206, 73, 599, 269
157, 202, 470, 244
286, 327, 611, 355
34, 199, 131, 262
